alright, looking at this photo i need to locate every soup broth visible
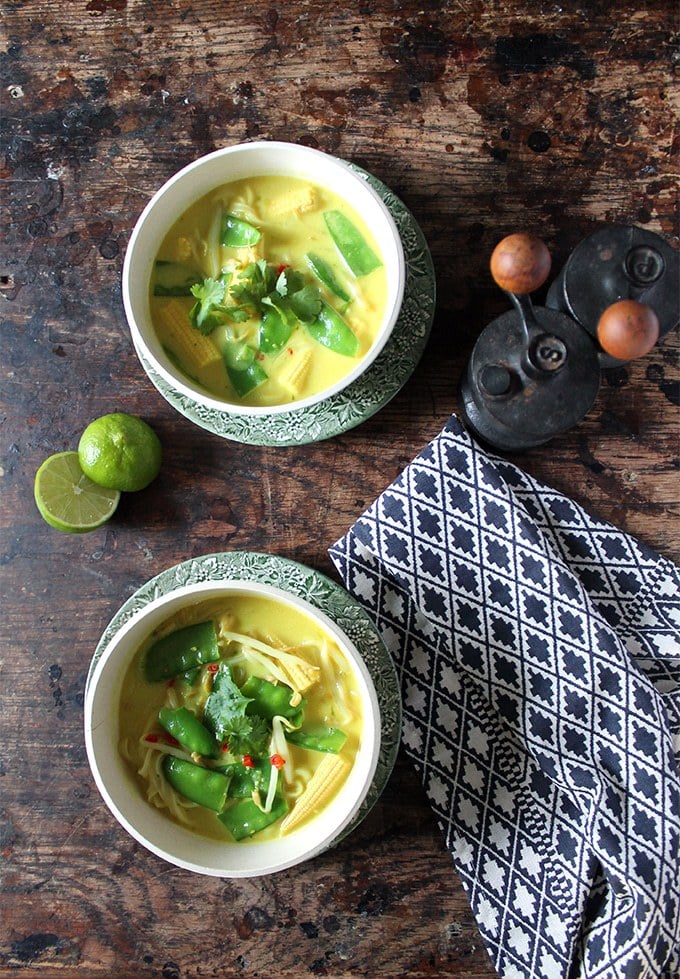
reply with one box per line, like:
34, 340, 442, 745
119, 595, 364, 843
150, 175, 389, 407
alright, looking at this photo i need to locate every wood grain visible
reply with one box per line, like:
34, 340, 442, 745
1, 1, 678, 976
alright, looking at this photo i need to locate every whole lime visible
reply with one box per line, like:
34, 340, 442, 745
78, 413, 162, 492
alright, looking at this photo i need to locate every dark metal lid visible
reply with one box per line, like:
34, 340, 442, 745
547, 226, 679, 363
459, 306, 600, 451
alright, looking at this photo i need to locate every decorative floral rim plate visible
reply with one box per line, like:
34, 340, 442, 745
87, 551, 402, 844
134, 165, 436, 446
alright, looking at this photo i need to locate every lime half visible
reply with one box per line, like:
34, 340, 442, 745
34, 451, 120, 533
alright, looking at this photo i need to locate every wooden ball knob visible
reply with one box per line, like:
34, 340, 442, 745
597, 299, 660, 360
490, 233, 552, 294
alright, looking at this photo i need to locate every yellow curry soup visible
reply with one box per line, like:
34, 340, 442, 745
118, 595, 364, 843
150, 175, 388, 407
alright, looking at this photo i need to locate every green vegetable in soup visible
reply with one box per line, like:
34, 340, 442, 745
258, 305, 293, 354
218, 795, 288, 841
158, 706, 219, 758
153, 261, 201, 297
324, 209, 382, 277
222, 340, 257, 370
226, 757, 273, 798
162, 756, 232, 812
270, 269, 322, 323
305, 301, 359, 357
241, 675, 305, 724
285, 725, 348, 754
204, 663, 251, 737
229, 260, 278, 310
189, 275, 232, 334
226, 360, 268, 396
204, 663, 270, 756
144, 620, 220, 682
230, 263, 321, 325
221, 213, 261, 247
305, 252, 351, 303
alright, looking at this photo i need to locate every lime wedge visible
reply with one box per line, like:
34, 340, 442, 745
34, 451, 120, 533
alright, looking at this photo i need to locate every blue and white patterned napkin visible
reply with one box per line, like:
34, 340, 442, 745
329, 415, 680, 979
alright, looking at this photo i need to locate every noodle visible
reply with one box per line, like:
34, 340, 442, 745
271, 715, 297, 786
318, 639, 353, 726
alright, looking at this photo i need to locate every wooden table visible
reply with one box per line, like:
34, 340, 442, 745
2, 2, 678, 976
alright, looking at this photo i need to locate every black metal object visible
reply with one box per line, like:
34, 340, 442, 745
546, 225, 680, 368
459, 225, 678, 452
460, 295, 600, 451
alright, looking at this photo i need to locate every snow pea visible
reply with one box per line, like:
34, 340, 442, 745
241, 676, 305, 724
144, 620, 219, 682
223, 341, 268, 395
227, 362, 268, 396
152, 260, 201, 297
221, 213, 261, 247
218, 795, 288, 840
305, 301, 359, 357
227, 757, 273, 798
285, 725, 347, 754
305, 253, 351, 303
223, 340, 257, 370
162, 756, 231, 812
324, 210, 382, 277
158, 706, 219, 758
258, 305, 293, 353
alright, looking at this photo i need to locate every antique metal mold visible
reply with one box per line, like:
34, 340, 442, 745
459, 225, 679, 452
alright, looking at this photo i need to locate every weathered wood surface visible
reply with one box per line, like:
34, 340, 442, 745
1, 2, 678, 976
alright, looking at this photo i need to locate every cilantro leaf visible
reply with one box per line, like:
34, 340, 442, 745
189, 276, 230, 334
287, 283, 322, 322
276, 268, 304, 297
229, 260, 278, 308
186, 259, 323, 345
191, 277, 225, 306
204, 664, 252, 740
223, 715, 270, 756
203, 664, 271, 756
228, 262, 320, 322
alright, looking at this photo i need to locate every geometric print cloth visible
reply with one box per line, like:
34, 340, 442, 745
329, 415, 680, 979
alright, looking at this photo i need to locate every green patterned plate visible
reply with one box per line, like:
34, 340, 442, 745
134, 166, 435, 446
87, 551, 401, 842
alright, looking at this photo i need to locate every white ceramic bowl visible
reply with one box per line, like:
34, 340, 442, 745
84, 578, 381, 877
122, 140, 406, 415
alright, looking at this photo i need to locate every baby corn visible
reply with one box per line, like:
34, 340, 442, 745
278, 349, 313, 398
280, 755, 350, 834
279, 655, 320, 695
157, 299, 221, 372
